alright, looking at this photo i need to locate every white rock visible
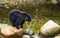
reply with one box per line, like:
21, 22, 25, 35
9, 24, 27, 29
54, 36, 60, 38
1, 28, 15, 36
5, 6, 9, 9
51, 0, 58, 4
1, 26, 15, 36
24, 28, 34, 35
22, 35, 30, 38
40, 20, 60, 36
4, 4, 9, 9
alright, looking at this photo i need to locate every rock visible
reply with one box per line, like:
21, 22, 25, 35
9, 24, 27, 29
54, 34, 60, 38
31, 34, 40, 38
40, 20, 60, 36
54, 36, 60, 38
58, 34, 60, 36
0, 24, 23, 37
22, 35, 30, 38
14, 28, 23, 36
24, 28, 34, 35
0, 35, 4, 38
0, 24, 9, 29
1, 27, 15, 36
51, 0, 58, 4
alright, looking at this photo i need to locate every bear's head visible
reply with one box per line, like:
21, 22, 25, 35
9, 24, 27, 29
22, 13, 32, 22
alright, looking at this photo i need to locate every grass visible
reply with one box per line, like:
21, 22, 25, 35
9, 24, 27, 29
0, 4, 60, 33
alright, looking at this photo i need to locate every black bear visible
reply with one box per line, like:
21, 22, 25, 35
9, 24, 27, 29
9, 9, 32, 29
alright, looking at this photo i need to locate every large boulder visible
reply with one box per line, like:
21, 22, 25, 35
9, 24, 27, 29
54, 34, 60, 38
13, 28, 23, 36
1, 26, 15, 36
0, 24, 23, 37
54, 36, 60, 38
40, 20, 60, 36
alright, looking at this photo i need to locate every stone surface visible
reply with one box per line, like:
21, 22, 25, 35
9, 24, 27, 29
54, 36, 60, 38
24, 28, 34, 35
0, 24, 23, 37
22, 35, 30, 38
31, 34, 40, 38
51, 0, 58, 4
1, 27, 15, 36
40, 20, 60, 36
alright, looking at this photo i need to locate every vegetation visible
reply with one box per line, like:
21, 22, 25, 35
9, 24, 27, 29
0, 2, 60, 33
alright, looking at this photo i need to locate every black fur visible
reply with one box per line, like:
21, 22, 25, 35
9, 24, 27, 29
9, 9, 32, 29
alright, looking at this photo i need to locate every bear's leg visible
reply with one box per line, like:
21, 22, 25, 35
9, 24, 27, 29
9, 17, 19, 29
15, 23, 19, 29
20, 21, 25, 28
20, 25, 23, 28
9, 13, 17, 27
9, 17, 16, 27
15, 17, 23, 29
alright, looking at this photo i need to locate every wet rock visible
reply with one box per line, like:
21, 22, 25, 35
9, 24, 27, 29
40, 20, 60, 36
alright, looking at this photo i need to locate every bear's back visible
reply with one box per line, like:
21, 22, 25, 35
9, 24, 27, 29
9, 9, 22, 16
